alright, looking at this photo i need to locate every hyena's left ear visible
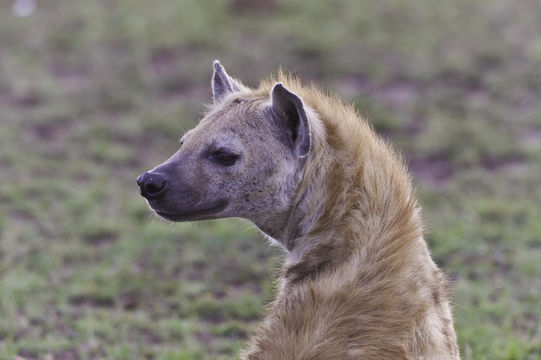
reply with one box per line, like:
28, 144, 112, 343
212, 60, 243, 103
271, 83, 311, 157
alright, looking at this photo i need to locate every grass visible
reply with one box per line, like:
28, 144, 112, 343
0, 0, 540, 359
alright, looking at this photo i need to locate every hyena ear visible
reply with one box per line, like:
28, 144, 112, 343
212, 60, 242, 103
271, 83, 311, 157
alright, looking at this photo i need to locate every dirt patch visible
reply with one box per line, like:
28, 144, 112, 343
49, 62, 92, 93
13, 92, 45, 108
81, 230, 118, 246
409, 152, 529, 186
480, 153, 527, 172
195, 330, 217, 346
149, 47, 184, 74
54, 349, 80, 360
69, 295, 115, 308
408, 154, 455, 185
25, 121, 68, 142
15, 351, 40, 360
513, 311, 540, 340
118, 290, 141, 310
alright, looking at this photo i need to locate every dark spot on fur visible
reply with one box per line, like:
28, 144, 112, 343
323, 121, 343, 149
441, 323, 449, 338
286, 259, 332, 284
431, 286, 440, 305
409, 279, 419, 293
441, 319, 457, 354
285, 243, 352, 283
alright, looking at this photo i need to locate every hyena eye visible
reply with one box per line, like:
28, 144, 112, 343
212, 150, 238, 166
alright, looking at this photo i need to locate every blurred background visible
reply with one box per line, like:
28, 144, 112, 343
1, 0, 540, 359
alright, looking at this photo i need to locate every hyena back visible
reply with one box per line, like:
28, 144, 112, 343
137, 61, 459, 359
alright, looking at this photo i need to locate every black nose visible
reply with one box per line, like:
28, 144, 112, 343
137, 172, 167, 199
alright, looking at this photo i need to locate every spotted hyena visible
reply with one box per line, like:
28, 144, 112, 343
137, 61, 459, 359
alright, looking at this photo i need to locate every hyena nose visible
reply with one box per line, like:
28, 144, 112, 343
137, 172, 167, 199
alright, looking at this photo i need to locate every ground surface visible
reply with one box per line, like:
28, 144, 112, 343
1, 0, 540, 359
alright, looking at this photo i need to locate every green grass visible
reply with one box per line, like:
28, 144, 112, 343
1, 0, 540, 359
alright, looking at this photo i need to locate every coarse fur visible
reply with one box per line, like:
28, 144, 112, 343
138, 61, 460, 359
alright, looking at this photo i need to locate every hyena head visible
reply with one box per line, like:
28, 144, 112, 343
137, 61, 311, 238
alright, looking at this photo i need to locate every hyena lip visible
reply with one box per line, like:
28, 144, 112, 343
153, 199, 229, 221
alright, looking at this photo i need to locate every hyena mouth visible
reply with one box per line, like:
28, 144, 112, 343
153, 199, 229, 222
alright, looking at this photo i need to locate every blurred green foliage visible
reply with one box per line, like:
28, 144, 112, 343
0, 0, 540, 359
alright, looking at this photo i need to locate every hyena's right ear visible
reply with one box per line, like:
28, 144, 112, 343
212, 60, 242, 103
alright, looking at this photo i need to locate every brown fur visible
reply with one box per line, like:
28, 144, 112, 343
240, 73, 459, 359
139, 63, 459, 359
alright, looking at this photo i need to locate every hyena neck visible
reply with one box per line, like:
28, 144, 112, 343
280, 129, 424, 283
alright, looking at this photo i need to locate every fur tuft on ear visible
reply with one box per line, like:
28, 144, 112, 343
212, 60, 242, 103
271, 83, 311, 157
